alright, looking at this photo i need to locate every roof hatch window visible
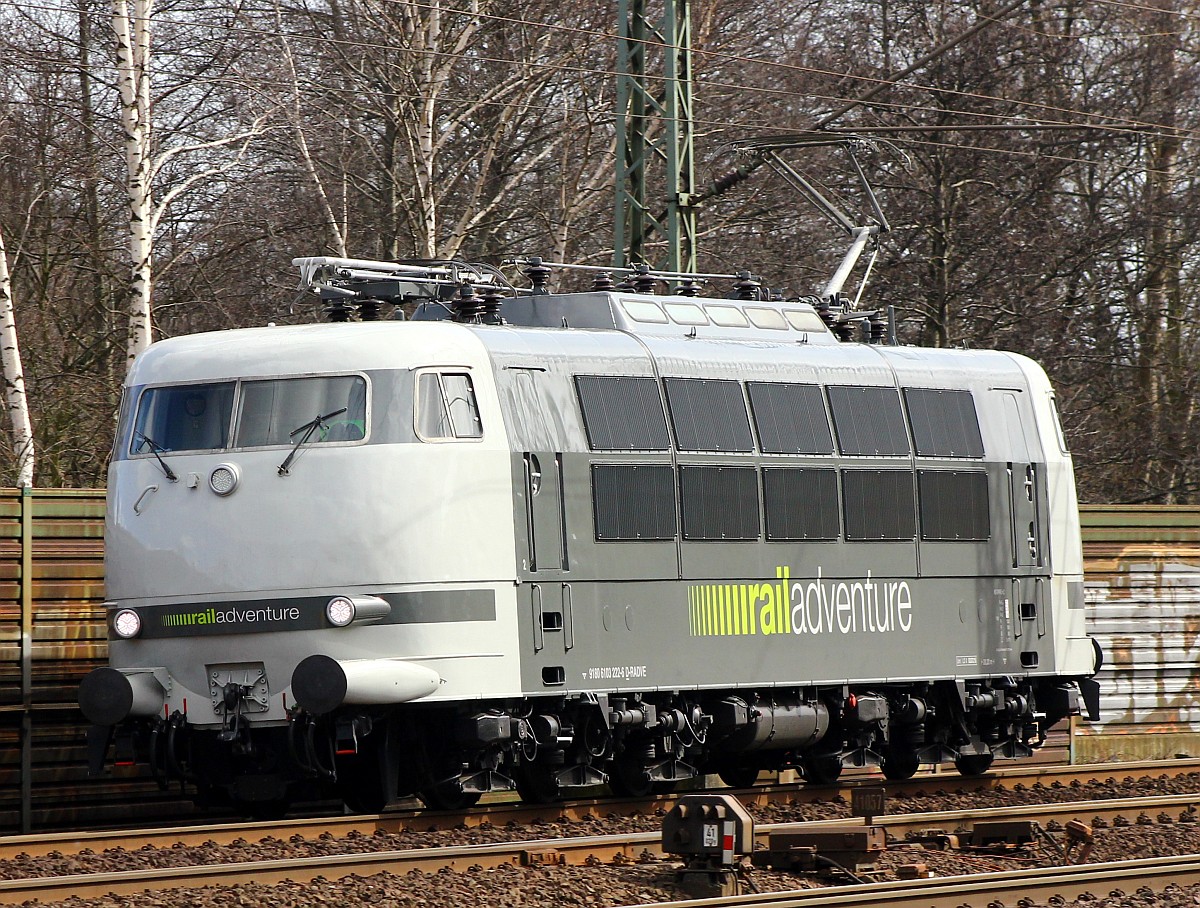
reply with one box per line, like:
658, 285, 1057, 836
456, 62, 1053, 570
705, 305, 749, 327
619, 299, 668, 324
664, 302, 709, 326
745, 307, 788, 330
783, 309, 828, 333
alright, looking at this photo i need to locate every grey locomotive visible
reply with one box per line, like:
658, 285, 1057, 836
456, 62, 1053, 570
79, 257, 1102, 815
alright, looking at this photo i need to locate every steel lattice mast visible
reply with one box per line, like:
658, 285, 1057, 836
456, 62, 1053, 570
613, 0, 696, 273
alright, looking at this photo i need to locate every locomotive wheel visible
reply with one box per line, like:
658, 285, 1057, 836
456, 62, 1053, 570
339, 768, 390, 814
715, 762, 761, 790
802, 752, 843, 786
514, 762, 562, 804
607, 755, 654, 798
880, 748, 921, 781
418, 779, 482, 811
336, 729, 399, 814
953, 752, 994, 778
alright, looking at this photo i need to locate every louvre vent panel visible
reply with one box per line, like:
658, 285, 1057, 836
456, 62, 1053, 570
828, 386, 910, 456
591, 464, 677, 540
664, 378, 755, 452
904, 388, 985, 458
574, 375, 670, 451
919, 470, 990, 540
843, 470, 916, 540
762, 467, 840, 540
679, 466, 760, 540
747, 382, 835, 455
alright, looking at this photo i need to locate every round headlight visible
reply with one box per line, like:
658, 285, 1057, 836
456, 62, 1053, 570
209, 464, 239, 496
113, 609, 142, 639
326, 596, 355, 627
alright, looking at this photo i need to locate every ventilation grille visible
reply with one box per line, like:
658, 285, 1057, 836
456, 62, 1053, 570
747, 382, 835, 454
763, 467, 840, 540
918, 470, 990, 540
592, 464, 677, 540
575, 375, 670, 451
904, 388, 985, 458
679, 466, 760, 540
843, 470, 916, 540
828, 386, 910, 456
664, 378, 754, 452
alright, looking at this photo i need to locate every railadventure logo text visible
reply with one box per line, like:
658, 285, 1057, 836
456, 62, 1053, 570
687, 566, 913, 637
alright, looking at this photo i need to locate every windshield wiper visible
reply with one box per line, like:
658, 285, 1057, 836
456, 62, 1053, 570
134, 432, 179, 482
277, 407, 347, 475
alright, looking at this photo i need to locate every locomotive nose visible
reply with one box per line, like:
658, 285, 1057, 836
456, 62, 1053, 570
290, 654, 441, 714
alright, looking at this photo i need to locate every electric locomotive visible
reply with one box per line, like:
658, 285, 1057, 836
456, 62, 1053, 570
79, 256, 1102, 815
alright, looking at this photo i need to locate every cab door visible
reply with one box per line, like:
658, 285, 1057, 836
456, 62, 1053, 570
1001, 392, 1042, 569
507, 369, 572, 657
524, 451, 565, 573
1001, 391, 1047, 648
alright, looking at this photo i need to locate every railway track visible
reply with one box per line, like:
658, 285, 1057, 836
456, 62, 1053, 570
1, 757, 1196, 861
7, 756, 1200, 860
0, 784, 1198, 905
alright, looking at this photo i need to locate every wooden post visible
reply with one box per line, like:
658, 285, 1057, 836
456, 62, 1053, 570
20, 487, 33, 833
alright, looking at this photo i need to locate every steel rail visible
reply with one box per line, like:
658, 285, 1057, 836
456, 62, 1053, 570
0, 793, 1197, 905
1, 758, 1196, 861
625, 854, 1200, 908
0, 831, 653, 904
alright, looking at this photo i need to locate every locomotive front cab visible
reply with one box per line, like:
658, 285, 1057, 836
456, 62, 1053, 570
81, 324, 524, 813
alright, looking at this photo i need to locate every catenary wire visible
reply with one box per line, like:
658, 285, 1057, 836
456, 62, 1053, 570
5, 56, 1190, 181
267, 0, 1200, 136
7, 0, 1200, 177
11, 0, 1200, 143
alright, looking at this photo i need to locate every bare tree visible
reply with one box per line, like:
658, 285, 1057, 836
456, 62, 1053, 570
271, 0, 617, 262
111, 0, 154, 364
0, 224, 34, 488
3, 0, 1200, 500
112, 0, 284, 365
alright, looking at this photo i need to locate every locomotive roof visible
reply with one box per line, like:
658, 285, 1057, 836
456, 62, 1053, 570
478, 323, 1043, 392
127, 302, 1044, 395
466, 291, 842, 344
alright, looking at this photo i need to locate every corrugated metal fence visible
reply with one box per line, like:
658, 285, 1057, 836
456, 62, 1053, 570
1077, 506, 1200, 763
0, 494, 1195, 831
0, 489, 191, 833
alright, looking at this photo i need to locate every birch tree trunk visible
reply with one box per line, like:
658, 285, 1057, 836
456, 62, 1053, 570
0, 226, 34, 488
112, 0, 154, 367
273, 0, 347, 257
1136, 7, 1185, 502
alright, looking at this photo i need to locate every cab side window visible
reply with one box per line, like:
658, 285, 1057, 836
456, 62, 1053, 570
416, 372, 483, 440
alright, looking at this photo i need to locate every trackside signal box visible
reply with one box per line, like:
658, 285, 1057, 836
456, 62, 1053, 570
662, 793, 755, 897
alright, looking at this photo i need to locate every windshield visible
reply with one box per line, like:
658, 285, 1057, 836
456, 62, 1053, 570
130, 383, 236, 454
127, 375, 367, 457
237, 375, 367, 447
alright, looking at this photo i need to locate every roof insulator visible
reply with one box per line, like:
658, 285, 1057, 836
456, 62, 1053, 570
523, 257, 553, 295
